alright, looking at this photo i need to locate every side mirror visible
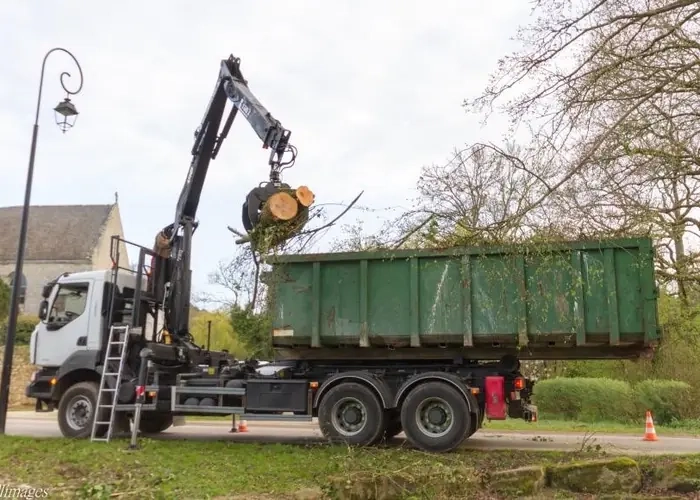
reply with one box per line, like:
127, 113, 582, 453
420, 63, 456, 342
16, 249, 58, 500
38, 300, 48, 321
41, 283, 54, 299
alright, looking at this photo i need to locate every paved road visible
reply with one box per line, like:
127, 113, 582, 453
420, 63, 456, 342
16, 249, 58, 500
5, 411, 700, 455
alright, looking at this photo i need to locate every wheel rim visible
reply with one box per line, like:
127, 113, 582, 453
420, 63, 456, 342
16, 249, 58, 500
66, 395, 93, 431
415, 397, 453, 437
331, 397, 367, 436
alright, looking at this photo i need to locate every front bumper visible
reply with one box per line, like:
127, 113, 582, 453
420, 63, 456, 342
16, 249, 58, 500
25, 369, 57, 412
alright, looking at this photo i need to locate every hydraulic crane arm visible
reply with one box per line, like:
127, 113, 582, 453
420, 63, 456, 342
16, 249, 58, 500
154, 54, 296, 343
171, 54, 294, 237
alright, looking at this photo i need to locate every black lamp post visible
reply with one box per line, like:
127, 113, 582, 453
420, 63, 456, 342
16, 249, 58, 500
0, 48, 83, 434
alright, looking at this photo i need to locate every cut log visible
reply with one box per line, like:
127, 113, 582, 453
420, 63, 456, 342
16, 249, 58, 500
245, 185, 315, 253
295, 186, 315, 207
261, 191, 298, 223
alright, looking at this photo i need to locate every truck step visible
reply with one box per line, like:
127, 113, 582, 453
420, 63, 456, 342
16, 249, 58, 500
94, 421, 112, 425
106, 357, 122, 361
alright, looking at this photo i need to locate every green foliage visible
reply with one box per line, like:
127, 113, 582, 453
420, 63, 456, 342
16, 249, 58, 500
634, 380, 691, 425
532, 377, 639, 423
0, 314, 39, 345
533, 376, 694, 424
229, 304, 274, 359
0, 280, 9, 322
189, 309, 247, 358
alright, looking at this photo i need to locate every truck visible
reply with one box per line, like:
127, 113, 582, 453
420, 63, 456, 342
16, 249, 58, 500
24, 53, 662, 453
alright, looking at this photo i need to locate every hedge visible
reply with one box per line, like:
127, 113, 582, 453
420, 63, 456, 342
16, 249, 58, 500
0, 315, 40, 345
634, 379, 692, 425
532, 377, 638, 423
532, 377, 693, 424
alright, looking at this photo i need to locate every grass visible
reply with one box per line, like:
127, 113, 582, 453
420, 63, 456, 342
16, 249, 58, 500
0, 435, 699, 499
0, 435, 674, 499
0, 436, 566, 498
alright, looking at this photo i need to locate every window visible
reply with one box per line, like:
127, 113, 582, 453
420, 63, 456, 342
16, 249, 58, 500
49, 283, 89, 326
7, 271, 27, 306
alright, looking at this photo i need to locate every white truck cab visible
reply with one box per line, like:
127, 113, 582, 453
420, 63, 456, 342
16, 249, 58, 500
31, 270, 107, 367
25, 268, 163, 436
30, 269, 160, 366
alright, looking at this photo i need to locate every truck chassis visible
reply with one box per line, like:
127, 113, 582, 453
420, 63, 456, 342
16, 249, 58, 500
29, 343, 536, 453
26, 236, 537, 453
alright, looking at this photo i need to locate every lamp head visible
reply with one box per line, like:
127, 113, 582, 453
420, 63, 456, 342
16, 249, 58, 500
54, 97, 79, 133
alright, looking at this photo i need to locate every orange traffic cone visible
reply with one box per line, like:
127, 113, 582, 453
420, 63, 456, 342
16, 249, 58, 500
643, 410, 658, 441
238, 419, 249, 432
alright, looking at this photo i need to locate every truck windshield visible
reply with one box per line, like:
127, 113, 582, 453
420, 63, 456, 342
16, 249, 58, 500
49, 283, 89, 325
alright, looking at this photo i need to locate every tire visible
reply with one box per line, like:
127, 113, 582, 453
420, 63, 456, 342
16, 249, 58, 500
400, 381, 471, 453
57, 381, 107, 438
138, 413, 173, 434
318, 382, 386, 446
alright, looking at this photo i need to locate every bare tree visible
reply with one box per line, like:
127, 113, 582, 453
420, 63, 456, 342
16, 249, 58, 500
329, 219, 394, 252
397, 142, 564, 247
209, 248, 259, 305
466, 0, 700, 301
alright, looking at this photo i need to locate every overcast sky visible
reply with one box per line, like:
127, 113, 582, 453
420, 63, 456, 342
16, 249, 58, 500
0, 1, 532, 304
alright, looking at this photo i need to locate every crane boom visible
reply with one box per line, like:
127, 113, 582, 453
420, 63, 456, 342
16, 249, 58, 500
154, 54, 296, 342
173, 54, 292, 232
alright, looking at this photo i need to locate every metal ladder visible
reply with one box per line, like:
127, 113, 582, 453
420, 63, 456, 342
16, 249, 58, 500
90, 324, 130, 442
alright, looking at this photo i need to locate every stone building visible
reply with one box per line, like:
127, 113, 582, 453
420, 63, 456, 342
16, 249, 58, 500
0, 203, 129, 315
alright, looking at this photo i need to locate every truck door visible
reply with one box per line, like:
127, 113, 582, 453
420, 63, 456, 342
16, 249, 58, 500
34, 280, 93, 367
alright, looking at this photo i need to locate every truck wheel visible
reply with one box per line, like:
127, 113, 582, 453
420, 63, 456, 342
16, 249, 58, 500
318, 382, 386, 446
138, 413, 173, 434
57, 381, 106, 439
400, 381, 471, 453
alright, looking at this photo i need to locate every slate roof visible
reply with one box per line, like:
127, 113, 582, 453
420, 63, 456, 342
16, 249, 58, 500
0, 204, 115, 263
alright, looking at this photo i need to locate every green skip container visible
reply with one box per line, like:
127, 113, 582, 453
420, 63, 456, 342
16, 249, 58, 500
264, 237, 661, 361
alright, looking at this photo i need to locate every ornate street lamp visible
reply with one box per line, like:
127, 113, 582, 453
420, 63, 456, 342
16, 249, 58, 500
0, 48, 84, 434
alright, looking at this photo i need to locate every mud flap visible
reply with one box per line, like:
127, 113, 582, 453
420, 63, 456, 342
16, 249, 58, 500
523, 403, 538, 422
